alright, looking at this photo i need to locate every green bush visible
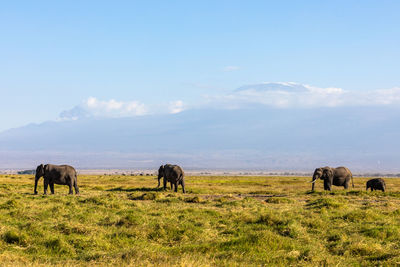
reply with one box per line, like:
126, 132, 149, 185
306, 198, 344, 209
184, 196, 203, 203
2, 230, 27, 246
265, 197, 294, 204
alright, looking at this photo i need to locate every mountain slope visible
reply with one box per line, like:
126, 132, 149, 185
0, 106, 399, 170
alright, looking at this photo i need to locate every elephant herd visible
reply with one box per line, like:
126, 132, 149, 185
33, 163, 186, 195
310, 166, 386, 192
32, 163, 387, 195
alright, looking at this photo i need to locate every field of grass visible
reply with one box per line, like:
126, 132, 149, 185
0, 174, 400, 266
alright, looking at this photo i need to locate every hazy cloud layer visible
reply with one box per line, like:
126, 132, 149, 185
222, 66, 240, 72
59, 83, 400, 120
59, 97, 185, 120
209, 82, 400, 109
85, 97, 148, 116
169, 100, 185, 114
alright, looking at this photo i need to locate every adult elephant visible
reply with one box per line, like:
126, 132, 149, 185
157, 164, 185, 193
310, 166, 354, 191
34, 164, 80, 195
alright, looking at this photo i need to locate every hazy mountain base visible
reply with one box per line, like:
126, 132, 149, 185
1, 106, 400, 170
0, 149, 397, 172
0, 175, 400, 266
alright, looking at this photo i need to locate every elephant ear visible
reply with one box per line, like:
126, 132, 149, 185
313, 168, 323, 180
158, 165, 164, 174
36, 164, 43, 173
44, 164, 49, 173
323, 168, 333, 179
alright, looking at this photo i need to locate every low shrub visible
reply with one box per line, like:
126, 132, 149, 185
130, 192, 159, 200
184, 196, 203, 203
2, 230, 27, 246
265, 197, 294, 204
306, 198, 344, 209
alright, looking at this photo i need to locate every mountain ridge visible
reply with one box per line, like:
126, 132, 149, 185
0, 106, 399, 171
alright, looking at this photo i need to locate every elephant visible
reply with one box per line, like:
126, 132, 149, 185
310, 166, 354, 191
366, 178, 386, 192
157, 164, 185, 193
34, 164, 80, 195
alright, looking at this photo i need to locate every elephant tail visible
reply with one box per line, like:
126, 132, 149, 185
73, 171, 78, 186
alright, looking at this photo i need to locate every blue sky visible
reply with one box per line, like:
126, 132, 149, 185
1, 1, 399, 131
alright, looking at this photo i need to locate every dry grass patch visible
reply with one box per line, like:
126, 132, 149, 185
0, 174, 399, 265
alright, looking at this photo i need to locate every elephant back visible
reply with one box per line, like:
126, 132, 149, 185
45, 164, 77, 177
164, 164, 184, 183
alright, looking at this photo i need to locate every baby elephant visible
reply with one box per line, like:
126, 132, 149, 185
366, 178, 386, 192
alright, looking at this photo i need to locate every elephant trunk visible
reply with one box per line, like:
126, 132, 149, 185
157, 176, 161, 188
310, 175, 318, 191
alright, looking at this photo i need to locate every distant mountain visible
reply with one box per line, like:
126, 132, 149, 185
0, 105, 399, 171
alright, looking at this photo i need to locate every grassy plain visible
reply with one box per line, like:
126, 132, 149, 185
0, 174, 400, 266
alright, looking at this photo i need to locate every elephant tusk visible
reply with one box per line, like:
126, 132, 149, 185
310, 180, 317, 183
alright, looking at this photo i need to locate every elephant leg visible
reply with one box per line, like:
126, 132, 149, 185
170, 181, 174, 190
163, 178, 167, 190
181, 180, 186, 193
174, 182, 178, 192
328, 178, 333, 191
344, 181, 349, 189
43, 180, 49, 195
324, 179, 332, 191
50, 183, 55, 194
74, 182, 80, 195
68, 185, 73, 194
68, 179, 73, 194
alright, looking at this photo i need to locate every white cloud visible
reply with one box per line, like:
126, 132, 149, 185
106, 99, 124, 110
367, 87, 400, 105
211, 82, 400, 108
60, 97, 148, 120
210, 82, 347, 108
169, 100, 185, 114
223, 66, 240, 72
60, 97, 185, 120
59, 83, 400, 121
84, 97, 147, 116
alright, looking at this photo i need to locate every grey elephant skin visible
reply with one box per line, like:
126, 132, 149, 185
366, 178, 386, 192
311, 166, 354, 191
34, 164, 80, 195
157, 164, 185, 193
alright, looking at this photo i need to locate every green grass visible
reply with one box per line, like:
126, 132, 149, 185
0, 174, 399, 266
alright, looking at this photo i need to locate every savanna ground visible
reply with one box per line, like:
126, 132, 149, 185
0, 174, 400, 266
